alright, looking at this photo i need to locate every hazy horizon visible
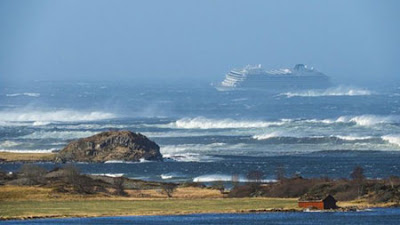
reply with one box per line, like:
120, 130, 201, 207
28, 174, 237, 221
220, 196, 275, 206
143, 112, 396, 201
1, 0, 400, 87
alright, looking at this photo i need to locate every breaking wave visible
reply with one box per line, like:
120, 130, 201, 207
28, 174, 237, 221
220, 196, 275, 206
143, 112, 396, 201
6, 92, 40, 97
298, 115, 400, 127
0, 140, 21, 148
160, 172, 186, 180
0, 110, 115, 123
253, 131, 294, 140
163, 153, 221, 162
171, 117, 284, 129
253, 132, 379, 142
166, 114, 399, 131
22, 131, 97, 140
382, 135, 400, 147
193, 174, 276, 183
90, 173, 124, 177
334, 115, 400, 126
281, 86, 372, 98
334, 135, 374, 141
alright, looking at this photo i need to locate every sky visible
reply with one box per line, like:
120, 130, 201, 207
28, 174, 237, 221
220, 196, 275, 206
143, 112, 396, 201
0, 0, 399, 85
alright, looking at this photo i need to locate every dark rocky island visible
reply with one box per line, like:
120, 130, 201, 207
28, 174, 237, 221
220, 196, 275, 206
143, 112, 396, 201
56, 131, 163, 163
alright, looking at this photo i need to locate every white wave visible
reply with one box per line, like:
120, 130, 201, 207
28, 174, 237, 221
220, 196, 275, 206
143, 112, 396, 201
104, 160, 128, 163
160, 173, 186, 179
252, 131, 292, 140
0, 140, 21, 148
171, 117, 284, 129
103, 159, 150, 164
32, 121, 51, 126
193, 174, 276, 183
335, 135, 373, 141
6, 92, 40, 97
300, 115, 400, 127
0, 148, 57, 153
382, 135, 400, 147
161, 174, 174, 179
335, 115, 400, 126
56, 124, 128, 130
281, 86, 372, 98
163, 153, 221, 162
0, 110, 115, 123
22, 131, 96, 140
160, 143, 228, 154
90, 173, 124, 177
139, 158, 151, 163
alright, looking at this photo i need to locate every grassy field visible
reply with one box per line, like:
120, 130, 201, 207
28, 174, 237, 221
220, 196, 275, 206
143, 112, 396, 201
0, 198, 299, 219
0, 185, 299, 220
0, 152, 55, 162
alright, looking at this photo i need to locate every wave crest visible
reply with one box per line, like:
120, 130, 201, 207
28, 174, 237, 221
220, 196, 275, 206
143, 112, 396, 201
281, 86, 372, 98
193, 174, 276, 183
382, 135, 400, 147
336, 115, 400, 126
6, 93, 40, 97
0, 110, 115, 123
172, 117, 283, 129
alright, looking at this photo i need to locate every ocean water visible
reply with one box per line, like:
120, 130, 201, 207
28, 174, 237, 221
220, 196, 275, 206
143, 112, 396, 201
1, 80, 400, 181
3, 208, 400, 225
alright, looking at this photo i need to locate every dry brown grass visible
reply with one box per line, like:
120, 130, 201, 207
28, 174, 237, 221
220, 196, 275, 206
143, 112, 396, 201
126, 187, 223, 199
0, 152, 55, 162
337, 198, 397, 209
0, 185, 223, 202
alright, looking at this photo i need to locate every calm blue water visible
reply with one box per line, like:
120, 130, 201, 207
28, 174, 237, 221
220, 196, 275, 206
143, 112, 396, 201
1, 81, 400, 181
2, 208, 400, 225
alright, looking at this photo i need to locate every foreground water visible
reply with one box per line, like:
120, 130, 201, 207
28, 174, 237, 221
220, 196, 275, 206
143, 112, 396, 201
1, 81, 400, 181
2, 208, 400, 225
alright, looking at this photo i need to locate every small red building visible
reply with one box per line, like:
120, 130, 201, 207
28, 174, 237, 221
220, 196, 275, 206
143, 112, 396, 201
298, 195, 337, 210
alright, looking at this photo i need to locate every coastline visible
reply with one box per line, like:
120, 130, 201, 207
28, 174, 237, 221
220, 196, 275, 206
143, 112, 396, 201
0, 185, 396, 221
0, 200, 394, 221
1, 152, 400, 221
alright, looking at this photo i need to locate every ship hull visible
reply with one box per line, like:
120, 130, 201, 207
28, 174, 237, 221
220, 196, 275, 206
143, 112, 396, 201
217, 75, 331, 92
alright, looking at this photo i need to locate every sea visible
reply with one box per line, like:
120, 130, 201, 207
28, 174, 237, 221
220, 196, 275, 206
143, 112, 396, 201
1, 80, 400, 183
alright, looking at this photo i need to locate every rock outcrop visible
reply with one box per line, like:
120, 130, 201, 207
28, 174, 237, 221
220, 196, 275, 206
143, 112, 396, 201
56, 131, 162, 162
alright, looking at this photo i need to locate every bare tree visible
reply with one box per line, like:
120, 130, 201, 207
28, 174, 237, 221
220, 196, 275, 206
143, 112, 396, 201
231, 174, 240, 188
113, 177, 128, 196
161, 183, 177, 198
351, 166, 365, 181
247, 170, 264, 184
211, 181, 225, 194
351, 166, 366, 198
62, 165, 94, 194
18, 164, 48, 185
275, 165, 286, 182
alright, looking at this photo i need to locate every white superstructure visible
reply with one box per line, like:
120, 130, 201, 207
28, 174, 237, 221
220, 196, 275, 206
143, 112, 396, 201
217, 64, 330, 91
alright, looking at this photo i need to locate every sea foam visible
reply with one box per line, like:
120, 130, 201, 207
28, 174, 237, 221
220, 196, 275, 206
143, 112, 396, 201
335, 115, 400, 126
0, 110, 115, 123
281, 86, 372, 98
193, 174, 276, 183
252, 131, 293, 140
6, 93, 40, 97
382, 135, 400, 147
22, 131, 96, 140
172, 117, 284, 129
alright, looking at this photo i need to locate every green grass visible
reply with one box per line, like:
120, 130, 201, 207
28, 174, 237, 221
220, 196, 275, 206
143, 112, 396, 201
0, 198, 299, 219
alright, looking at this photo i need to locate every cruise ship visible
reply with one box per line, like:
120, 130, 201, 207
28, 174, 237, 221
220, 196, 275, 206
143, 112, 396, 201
215, 64, 331, 91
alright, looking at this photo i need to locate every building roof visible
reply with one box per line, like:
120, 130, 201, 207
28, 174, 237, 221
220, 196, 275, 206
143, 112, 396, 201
298, 194, 336, 202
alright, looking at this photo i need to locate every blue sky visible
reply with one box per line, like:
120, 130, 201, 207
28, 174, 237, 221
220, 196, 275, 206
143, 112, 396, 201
0, 0, 399, 85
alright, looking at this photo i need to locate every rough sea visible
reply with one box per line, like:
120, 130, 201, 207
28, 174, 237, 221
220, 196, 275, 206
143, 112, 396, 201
1, 80, 400, 182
